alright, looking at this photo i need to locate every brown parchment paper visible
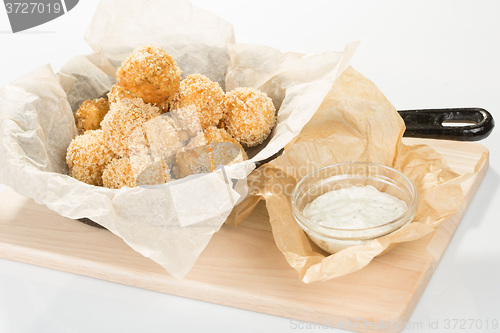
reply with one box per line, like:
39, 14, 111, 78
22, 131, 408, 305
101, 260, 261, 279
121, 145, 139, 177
0, 0, 357, 279
234, 67, 467, 283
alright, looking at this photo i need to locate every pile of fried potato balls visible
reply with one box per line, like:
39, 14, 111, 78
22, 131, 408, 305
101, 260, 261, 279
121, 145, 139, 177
66, 45, 277, 189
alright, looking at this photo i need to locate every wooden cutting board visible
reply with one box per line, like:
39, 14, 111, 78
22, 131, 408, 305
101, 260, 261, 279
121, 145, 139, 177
0, 138, 489, 333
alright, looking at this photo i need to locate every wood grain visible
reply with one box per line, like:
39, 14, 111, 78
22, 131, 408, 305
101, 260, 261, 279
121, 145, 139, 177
0, 138, 489, 333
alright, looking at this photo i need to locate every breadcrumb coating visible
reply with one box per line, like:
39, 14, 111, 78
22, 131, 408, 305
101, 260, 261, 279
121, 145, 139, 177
184, 130, 208, 151
101, 98, 162, 158
203, 126, 247, 159
224, 87, 276, 147
175, 142, 246, 178
102, 157, 136, 189
142, 115, 186, 166
107, 84, 137, 104
103, 156, 172, 189
74, 98, 110, 134
171, 74, 224, 129
134, 161, 172, 186
170, 105, 203, 138
108, 84, 169, 113
66, 129, 114, 186
203, 126, 237, 144
116, 45, 181, 106
175, 126, 247, 178
127, 121, 175, 186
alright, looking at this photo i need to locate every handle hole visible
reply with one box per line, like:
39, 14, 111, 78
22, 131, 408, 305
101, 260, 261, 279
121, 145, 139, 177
441, 119, 478, 127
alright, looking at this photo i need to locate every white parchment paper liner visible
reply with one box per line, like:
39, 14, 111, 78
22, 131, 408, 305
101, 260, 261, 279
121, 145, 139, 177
0, 0, 357, 278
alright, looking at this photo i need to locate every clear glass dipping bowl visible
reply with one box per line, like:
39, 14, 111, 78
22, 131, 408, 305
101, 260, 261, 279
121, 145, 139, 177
291, 162, 417, 254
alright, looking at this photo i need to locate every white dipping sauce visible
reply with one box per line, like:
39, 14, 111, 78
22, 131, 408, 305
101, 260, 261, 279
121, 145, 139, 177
303, 185, 407, 229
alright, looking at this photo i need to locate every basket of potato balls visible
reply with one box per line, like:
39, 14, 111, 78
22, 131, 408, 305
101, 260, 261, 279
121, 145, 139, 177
0, 0, 356, 278
67, 45, 276, 189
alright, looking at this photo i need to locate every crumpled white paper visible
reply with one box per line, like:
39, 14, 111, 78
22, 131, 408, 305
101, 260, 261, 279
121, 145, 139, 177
0, 0, 357, 278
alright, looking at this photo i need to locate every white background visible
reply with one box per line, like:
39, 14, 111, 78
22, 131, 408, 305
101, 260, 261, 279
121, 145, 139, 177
1, 0, 499, 332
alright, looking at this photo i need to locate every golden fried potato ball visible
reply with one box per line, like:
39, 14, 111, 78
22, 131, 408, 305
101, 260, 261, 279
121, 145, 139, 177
141, 115, 187, 166
203, 126, 237, 145
103, 147, 173, 190
108, 84, 169, 113
102, 157, 136, 189
116, 45, 181, 107
169, 104, 203, 139
66, 129, 114, 186
171, 74, 225, 129
134, 161, 172, 186
224, 87, 276, 147
74, 98, 110, 134
107, 84, 137, 104
203, 126, 246, 158
175, 141, 247, 178
175, 126, 247, 178
100, 98, 162, 158
183, 126, 239, 152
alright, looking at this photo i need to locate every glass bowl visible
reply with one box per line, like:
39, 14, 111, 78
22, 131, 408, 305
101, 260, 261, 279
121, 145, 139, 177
291, 162, 417, 254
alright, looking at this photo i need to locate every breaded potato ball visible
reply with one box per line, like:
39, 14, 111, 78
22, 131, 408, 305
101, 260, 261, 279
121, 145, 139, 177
74, 98, 110, 134
169, 105, 203, 139
224, 87, 276, 147
203, 126, 247, 158
141, 115, 187, 166
184, 126, 239, 152
101, 98, 162, 158
66, 129, 114, 186
102, 157, 136, 189
175, 126, 247, 178
203, 126, 238, 145
103, 155, 173, 190
107, 84, 137, 104
116, 45, 181, 107
134, 161, 172, 186
184, 130, 208, 151
170, 74, 225, 129
108, 84, 169, 113
175, 141, 247, 178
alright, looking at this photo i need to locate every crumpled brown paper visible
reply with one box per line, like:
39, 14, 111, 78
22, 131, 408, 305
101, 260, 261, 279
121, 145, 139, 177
0, 0, 357, 279
234, 67, 467, 283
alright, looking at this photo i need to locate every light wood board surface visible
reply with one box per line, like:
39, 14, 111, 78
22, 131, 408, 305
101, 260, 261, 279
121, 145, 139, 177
0, 138, 489, 333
